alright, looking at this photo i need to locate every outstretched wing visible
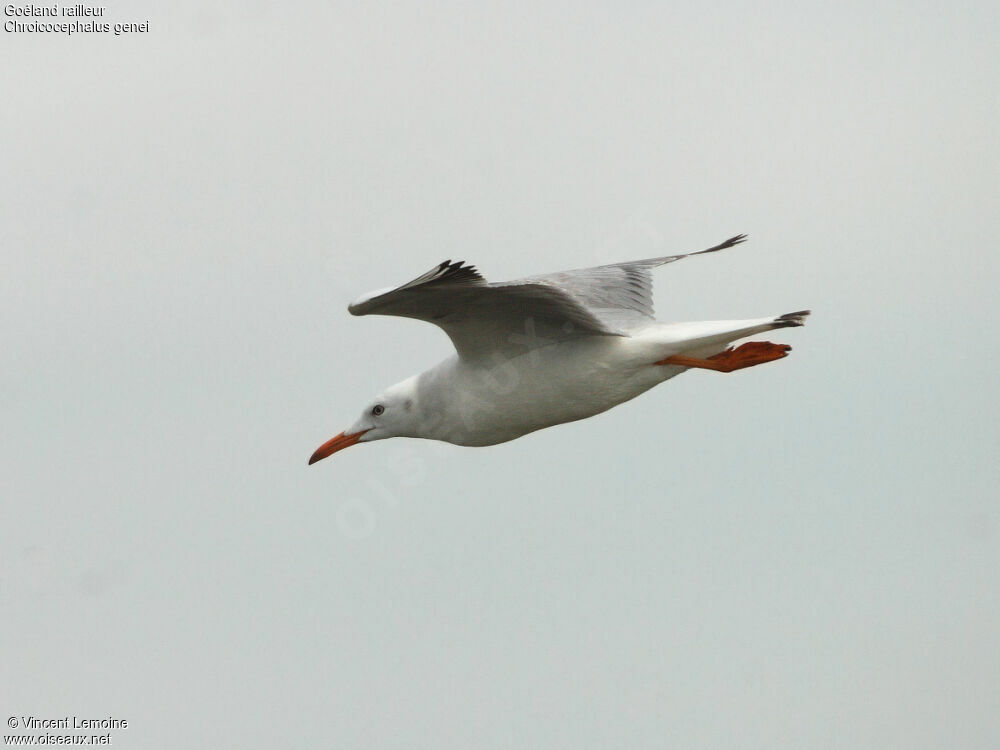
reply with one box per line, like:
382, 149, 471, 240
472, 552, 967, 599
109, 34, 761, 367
513, 234, 747, 331
347, 234, 746, 361
348, 260, 619, 360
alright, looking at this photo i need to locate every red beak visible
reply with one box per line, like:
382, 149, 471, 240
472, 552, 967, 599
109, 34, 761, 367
308, 430, 368, 465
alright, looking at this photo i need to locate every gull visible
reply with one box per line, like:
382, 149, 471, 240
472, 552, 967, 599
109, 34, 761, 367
309, 235, 809, 464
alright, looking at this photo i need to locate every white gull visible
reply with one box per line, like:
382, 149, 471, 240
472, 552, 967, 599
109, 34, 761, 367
309, 234, 809, 464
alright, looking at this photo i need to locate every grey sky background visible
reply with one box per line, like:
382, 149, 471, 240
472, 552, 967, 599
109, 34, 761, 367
2, 1, 998, 747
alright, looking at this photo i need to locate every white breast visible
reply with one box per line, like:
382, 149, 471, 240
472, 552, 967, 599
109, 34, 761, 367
417, 336, 674, 446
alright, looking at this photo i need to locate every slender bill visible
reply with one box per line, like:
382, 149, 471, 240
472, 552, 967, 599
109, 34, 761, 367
308, 430, 368, 465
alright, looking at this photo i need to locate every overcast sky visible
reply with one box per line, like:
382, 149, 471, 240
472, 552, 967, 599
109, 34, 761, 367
2, 1, 998, 748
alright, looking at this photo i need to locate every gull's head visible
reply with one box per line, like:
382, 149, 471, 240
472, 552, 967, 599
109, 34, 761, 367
308, 378, 421, 465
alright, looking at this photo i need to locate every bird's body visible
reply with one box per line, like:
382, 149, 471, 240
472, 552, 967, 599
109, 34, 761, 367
309, 235, 809, 464
393, 316, 788, 446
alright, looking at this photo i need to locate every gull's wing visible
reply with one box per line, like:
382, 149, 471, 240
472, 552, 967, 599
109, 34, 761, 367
348, 261, 619, 361
348, 234, 746, 361
514, 233, 747, 331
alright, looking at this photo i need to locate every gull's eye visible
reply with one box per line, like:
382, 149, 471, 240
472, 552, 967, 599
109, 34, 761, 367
371, 404, 385, 417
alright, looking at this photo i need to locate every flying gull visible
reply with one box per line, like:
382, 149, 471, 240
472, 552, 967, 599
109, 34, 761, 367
309, 234, 809, 464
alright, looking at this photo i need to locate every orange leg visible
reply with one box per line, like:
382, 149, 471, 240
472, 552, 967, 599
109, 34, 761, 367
655, 341, 791, 373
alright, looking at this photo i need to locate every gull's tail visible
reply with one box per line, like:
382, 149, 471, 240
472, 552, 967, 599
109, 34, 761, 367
643, 310, 811, 363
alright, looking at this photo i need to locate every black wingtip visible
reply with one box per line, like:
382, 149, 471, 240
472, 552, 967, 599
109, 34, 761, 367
433, 260, 482, 284
774, 309, 811, 328
692, 234, 748, 256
